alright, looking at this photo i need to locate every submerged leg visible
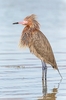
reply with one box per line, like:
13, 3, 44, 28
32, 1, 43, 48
41, 61, 47, 80
42, 79, 47, 96
41, 61, 47, 97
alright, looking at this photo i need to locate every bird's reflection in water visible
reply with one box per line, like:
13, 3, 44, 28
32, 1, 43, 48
38, 78, 62, 100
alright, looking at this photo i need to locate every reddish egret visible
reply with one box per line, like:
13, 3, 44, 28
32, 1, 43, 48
13, 14, 62, 79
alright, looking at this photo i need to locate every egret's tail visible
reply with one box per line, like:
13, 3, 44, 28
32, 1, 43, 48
52, 64, 62, 79
57, 67, 62, 79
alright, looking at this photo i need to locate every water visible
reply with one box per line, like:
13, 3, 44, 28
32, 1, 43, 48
0, 0, 66, 99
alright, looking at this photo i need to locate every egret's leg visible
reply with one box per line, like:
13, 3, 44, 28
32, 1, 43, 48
41, 61, 45, 80
45, 64, 47, 81
45, 67, 47, 95
41, 61, 47, 80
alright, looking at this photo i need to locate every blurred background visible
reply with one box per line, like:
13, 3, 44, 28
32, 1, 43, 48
0, 0, 66, 100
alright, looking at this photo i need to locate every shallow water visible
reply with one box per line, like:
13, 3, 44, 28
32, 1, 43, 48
0, 0, 66, 100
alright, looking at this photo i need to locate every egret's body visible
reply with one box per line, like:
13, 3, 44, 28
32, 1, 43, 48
13, 14, 62, 79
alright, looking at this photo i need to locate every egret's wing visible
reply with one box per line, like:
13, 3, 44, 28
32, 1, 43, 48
32, 31, 57, 68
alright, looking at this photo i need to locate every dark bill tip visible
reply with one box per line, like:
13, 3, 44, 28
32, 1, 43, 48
13, 22, 19, 24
